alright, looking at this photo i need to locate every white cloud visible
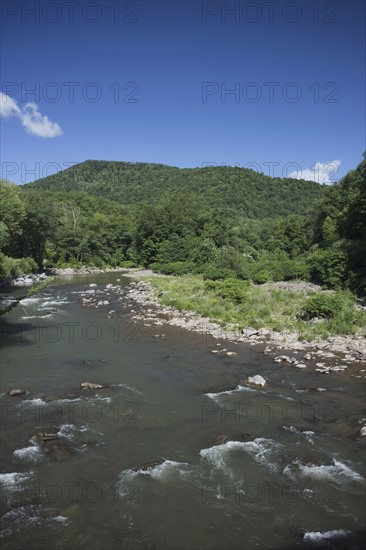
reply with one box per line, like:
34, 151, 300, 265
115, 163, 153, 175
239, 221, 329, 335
0, 92, 63, 138
0, 92, 21, 118
289, 160, 341, 184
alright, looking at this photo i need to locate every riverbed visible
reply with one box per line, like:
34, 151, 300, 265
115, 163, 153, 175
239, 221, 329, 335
1, 274, 365, 549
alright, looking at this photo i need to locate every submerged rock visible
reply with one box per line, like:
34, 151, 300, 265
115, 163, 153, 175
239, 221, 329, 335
44, 439, 75, 461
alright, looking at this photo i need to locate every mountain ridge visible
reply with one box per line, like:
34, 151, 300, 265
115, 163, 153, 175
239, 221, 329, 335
26, 159, 324, 219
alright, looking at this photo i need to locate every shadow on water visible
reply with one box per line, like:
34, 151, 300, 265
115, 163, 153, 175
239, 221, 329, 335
0, 317, 38, 348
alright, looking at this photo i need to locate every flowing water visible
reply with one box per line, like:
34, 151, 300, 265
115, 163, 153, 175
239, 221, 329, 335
0, 274, 365, 549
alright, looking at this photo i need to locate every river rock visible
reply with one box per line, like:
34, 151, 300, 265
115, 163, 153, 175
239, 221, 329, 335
274, 355, 297, 365
89, 283, 97, 287
132, 458, 165, 472
209, 435, 229, 446
241, 328, 259, 338
360, 426, 366, 437
303, 353, 312, 360
315, 343, 328, 350
44, 395, 60, 402
295, 363, 307, 369
33, 392, 47, 400
274, 355, 290, 363
247, 375, 266, 387
80, 382, 107, 390
226, 351, 237, 356
7, 389, 26, 397
36, 432, 59, 442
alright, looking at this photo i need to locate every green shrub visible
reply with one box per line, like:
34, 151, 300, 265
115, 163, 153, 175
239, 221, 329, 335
0, 254, 37, 280
121, 260, 137, 268
199, 264, 237, 280
154, 261, 196, 276
205, 278, 250, 303
308, 245, 348, 289
253, 270, 271, 284
303, 293, 344, 319
283, 256, 311, 281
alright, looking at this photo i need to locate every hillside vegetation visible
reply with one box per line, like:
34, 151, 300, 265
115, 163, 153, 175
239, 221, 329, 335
1, 155, 365, 297
27, 160, 323, 217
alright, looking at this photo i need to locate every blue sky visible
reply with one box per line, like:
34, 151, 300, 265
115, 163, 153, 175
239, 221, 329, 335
0, 0, 364, 184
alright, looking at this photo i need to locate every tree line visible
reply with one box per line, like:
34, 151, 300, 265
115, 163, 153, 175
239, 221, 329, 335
1, 155, 365, 295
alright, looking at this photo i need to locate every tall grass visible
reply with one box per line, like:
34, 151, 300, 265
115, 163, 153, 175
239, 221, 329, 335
147, 275, 366, 340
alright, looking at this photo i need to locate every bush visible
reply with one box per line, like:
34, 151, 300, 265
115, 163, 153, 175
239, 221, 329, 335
303, 293, 344, 319
308, 245, 348, 289
283, 256, 311, 281
199, 264, 237, 280
121, 260, 137, 268
253, 270, 271, 284
153, 261, 196, 276
0, 254, 37, 280
205, 278, 250, 303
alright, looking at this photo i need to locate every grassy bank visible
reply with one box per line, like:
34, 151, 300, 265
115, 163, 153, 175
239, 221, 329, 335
146, 275, 366, 341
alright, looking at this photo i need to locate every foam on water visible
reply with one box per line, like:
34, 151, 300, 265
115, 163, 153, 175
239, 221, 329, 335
284, 458, 363, 483
52, 515, 70, 525
303, 529, 352, 542
204, 385, 255, 401
281, 426, 315, 444
111, 384, 142, 395
0, 471, 32, 489
19, 297, 42, 306
58, 424, 90, 441
22, 398, 47, 406
20, 313, 55, 320
13, 443, 43, 463
40, 299, 70, 308
119, 460, 190, 496
88, 395, 112, 404
200, 438, 281, 473
0, 506, 70, 539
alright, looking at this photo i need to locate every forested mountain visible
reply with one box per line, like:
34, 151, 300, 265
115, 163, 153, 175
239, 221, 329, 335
27, 160, 323, 218
1, 156, 365, 295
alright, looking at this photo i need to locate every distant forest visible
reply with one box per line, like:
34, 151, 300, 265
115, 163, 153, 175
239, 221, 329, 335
1, 155, 365, 295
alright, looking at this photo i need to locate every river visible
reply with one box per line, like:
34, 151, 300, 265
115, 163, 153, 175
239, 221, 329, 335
0, 274, 365, 549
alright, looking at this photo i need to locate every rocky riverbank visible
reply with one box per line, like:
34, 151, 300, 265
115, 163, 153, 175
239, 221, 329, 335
51, 266, 129, 276
122, 279, 366, 373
